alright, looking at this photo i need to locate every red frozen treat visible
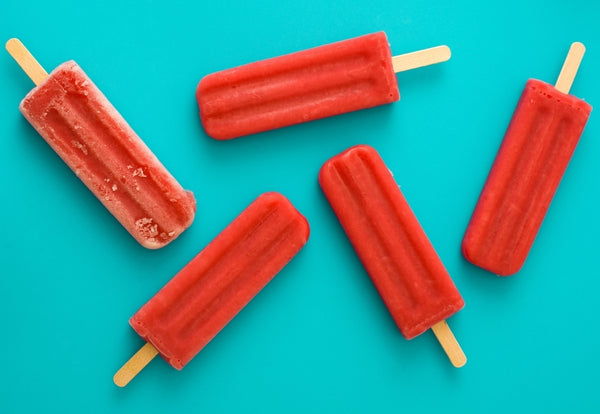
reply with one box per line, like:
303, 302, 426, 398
319, 145, 465, 366
114, 192, 309, 386
197, 32, 451, 140
8, 39, 196, 249
462, 43, 592, 275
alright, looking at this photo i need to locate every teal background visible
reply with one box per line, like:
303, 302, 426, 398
1, 0, 598, 412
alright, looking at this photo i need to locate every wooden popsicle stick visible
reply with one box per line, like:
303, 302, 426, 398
431, 320, 466, 368
5, 38, 48, 86
113, 342, 159, 387
392, 45, 451, 73
555, 42, 585, 94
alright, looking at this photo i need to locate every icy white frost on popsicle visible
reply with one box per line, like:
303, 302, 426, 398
6, 39, 196, 249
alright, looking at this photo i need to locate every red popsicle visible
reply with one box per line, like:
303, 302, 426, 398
6, 39, 196, 249
462, 42, 592, 276
197, 32, 451, 139
319, 145, 466, 367
114, 192, 309, 386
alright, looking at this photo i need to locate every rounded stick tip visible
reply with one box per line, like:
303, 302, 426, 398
570, 41, 585, 53
555, 41, 586, 94
6, 38, 21, 51
5, 37, 48, 85
438, 45, 452, 61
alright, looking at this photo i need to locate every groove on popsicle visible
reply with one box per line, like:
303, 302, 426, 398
473, 106, 550, 265
205, 78, 381, 136
156, 203, 280, 327
555, 42, 585, 94
331, 158, 419, 310
199, 36, 399, 138
323, 146, 464, 340
201, 51, 373, 114
330, 151, 464, 336
178, 220, 299, 340
498, 117, 574, 262
133, 196, 307, 369
471, 87, 585, 271
37, 86, 192, 244
207, 78, 381, 134
345, 149, 455, 306
5, 38, 48, 85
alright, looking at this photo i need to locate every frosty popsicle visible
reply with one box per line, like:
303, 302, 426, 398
197, 32, 451, 139
319, 145, 466, 367
462, 42, 592, 276
6, 39, 196, 249
114, 192, 309, 386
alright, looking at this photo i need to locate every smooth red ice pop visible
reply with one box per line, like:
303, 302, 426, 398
462, 42, 592, 275
114, 192, 309, 386
6, 39, 196, 249
319, 145, 466, 367
197, 32, 451, 139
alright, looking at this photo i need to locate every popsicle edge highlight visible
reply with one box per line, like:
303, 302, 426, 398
114, 342, 159, 387
5, 38, 48, 85
391, 45, 451, 73
555, 42, 585, 94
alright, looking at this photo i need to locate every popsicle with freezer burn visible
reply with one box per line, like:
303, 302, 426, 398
6, 39, 196, 249
319, 145, 466, 367
197, 32, 451, 139
462, 42, 592, 276
114, 192, 309, 386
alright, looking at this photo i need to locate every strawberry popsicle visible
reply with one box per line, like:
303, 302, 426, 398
319, 145, 466, 367
114, 192, 309, 386
6, 39, 196, 249
197, 32, 451, 140
462, 42, 592, 276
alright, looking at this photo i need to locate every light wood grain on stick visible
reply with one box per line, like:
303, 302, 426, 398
431, 320, 467, 368
5, 38, 48, 85
114, 342, 159, 387
392, 45, 451, 73
555, 42, 585, 94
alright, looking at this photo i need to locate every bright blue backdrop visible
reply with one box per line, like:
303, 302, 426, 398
1, 1, 598, 412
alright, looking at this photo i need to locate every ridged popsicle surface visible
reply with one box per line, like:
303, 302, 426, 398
131, 192, 309, 369
462, 79, 592, 275
197, 32, 399, 139
20, 61, 196, 249
319, 145, 463, 339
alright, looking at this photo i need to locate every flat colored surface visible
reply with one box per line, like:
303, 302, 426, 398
1, 1, 598, 413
